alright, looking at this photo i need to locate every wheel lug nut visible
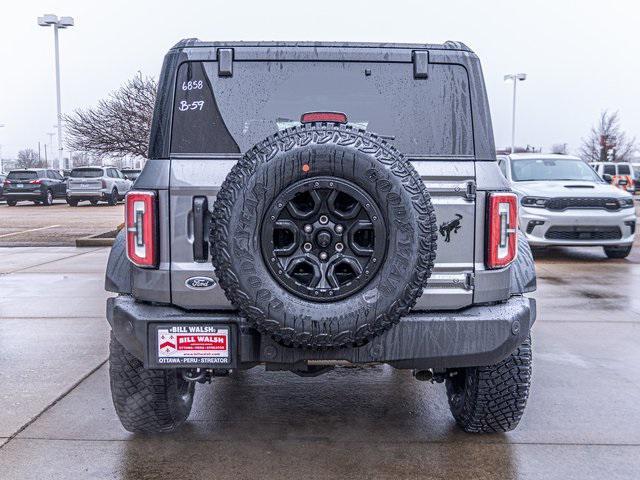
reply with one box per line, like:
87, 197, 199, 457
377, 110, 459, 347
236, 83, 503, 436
304, 224, 313, 233
319, 215, 329, 225
335, 224, 344, 234
319, 251, 328, 261
335, 242, 344, 252
303, 242, 312, 252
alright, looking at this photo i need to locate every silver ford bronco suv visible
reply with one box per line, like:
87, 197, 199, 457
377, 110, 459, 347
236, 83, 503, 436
105, 40, 537, 434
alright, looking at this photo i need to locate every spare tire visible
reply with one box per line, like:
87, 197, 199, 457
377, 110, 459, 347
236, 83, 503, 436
211, 123, 437, 349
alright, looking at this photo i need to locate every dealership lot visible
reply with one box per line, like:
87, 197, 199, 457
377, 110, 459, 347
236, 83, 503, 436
0, 238, 639, 478
0, 201, 124, 246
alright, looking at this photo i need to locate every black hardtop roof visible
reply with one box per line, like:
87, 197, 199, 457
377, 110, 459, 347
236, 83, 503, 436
171, 38, 472, 52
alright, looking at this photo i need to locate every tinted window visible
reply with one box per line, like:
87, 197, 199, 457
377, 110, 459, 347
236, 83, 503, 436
171, 60, 474, 157
7, 171, 37, 180
511, 159, 601, 182
71, 168, 103, 178
603, 164, 616, 175
617, 164, 631, 175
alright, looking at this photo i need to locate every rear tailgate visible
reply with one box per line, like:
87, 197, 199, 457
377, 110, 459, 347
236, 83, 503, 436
68, 177, 102, 191
165, 45, 482, 311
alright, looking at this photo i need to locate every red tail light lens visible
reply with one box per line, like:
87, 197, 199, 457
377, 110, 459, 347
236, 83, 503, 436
3, 180, 10, 186
29, 180, 42, 185
300, 112, 348, 124
126, 191, 158, 268
102, 179, 107, 189
486, 193, 518, 269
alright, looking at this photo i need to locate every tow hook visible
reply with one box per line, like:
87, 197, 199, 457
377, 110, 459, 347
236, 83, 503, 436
182, 368, 229, 383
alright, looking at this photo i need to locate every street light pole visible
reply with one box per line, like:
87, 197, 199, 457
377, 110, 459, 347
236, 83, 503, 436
38, 14, 74, 170
504, 73, 527, 154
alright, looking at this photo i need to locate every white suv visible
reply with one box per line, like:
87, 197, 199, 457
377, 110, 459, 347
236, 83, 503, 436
498, 154, 636, 258
66, 166, 132, 206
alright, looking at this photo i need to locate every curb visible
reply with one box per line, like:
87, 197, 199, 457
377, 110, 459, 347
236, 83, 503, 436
75, 230, 118, 247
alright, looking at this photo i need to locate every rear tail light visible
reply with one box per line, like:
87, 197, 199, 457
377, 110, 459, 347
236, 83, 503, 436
3, 180, 10, 186
102, 179, 107, 189
486, 193, 518, 269
126, 191, 158, 268
29, 179, 42, 184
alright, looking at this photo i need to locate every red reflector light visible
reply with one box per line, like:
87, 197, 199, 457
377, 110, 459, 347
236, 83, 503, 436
300, 112, 348, 124
486, 193, 518, 269
126, 191, 158, 268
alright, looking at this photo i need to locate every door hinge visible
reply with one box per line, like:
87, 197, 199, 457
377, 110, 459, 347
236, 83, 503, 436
412, 50, 429, 79
465, 180, 477, 201
217, 48, 234, 77
464, 272, 475, 290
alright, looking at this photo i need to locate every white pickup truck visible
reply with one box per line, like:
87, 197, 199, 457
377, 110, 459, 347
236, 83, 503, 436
66, 166, 132, 206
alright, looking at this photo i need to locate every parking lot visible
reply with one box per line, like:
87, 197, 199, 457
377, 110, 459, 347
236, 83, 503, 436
0, 206, 639, 479
0, 201, 123, 246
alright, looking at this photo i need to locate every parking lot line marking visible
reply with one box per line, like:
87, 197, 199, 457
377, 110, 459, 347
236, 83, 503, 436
0, 225, 61, 238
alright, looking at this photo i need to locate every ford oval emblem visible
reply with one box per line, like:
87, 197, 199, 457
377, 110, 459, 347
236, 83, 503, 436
185, 276, 217, 290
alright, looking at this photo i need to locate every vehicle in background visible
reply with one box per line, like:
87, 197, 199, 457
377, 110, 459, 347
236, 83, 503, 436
0, 174, 5, 201
590, 162, 635, 193
66, 166, 132, 206
632, 163, 640, 194
121, 168, 142, 182
498, 154, 635, 258
3, 169, 67, 206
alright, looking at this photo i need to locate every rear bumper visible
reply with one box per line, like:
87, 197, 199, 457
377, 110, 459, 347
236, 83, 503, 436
107, 295, 536, 370
4, 191, 43, 200
67, 189, 108, 199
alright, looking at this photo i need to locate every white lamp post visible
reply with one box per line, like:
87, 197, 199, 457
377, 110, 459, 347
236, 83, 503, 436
38, 14, 74, 170
504, 73, 527, 154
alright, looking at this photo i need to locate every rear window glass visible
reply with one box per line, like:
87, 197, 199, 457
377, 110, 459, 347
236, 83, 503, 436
70, 168, 103, 178
170, 61, 473, 157
617, 164, 631, 175
7, 171, 37, 180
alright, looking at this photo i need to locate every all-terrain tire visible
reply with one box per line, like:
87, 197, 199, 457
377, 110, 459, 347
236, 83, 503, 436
211, 123, 437, 349
446, 335, 532, 433
603, 245, 632, 259
109, 333, 195, 433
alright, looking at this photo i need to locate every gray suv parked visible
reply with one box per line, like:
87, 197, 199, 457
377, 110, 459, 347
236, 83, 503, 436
66, 166, 132, 206
105, 40, 537, 434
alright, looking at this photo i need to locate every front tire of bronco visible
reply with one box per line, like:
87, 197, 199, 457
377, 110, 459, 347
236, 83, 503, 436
109, 333, 195, 433
445, 335, 532, 433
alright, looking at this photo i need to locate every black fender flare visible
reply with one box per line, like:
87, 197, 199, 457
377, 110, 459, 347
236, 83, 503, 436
105, 230, 132, 294
510, 232, 536, 294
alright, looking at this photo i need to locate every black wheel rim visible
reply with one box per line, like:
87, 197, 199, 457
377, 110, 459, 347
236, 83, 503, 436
261, 176, 386, 301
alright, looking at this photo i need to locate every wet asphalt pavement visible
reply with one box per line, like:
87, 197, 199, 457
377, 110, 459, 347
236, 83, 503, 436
1, 244, 640, 479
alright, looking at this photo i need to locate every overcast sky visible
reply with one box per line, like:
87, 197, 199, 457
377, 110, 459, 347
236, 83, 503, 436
1, 0, 639, 159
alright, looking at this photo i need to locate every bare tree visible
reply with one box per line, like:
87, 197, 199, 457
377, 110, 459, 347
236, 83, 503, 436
16, 148, 45, 168
65, 74, 157, 159
580, 110, 637, 162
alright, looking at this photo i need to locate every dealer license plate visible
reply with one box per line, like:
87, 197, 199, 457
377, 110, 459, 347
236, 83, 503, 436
156, 325, 230, 366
